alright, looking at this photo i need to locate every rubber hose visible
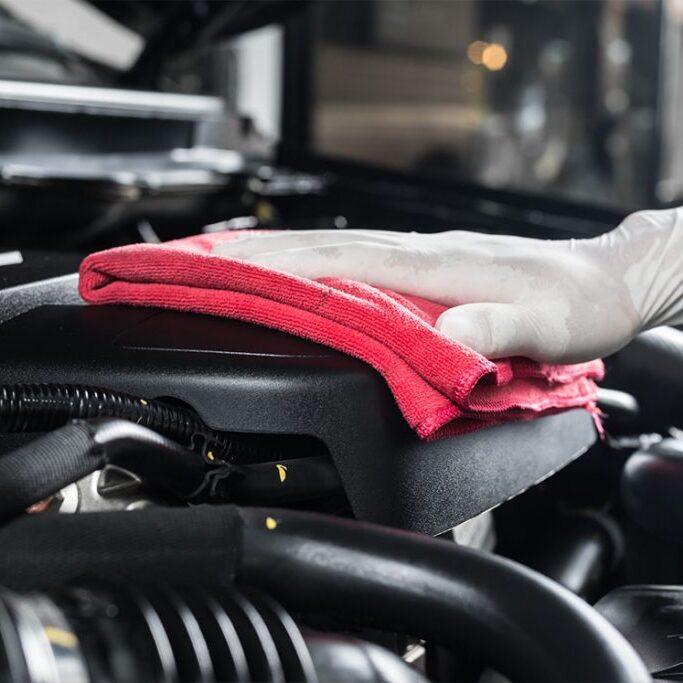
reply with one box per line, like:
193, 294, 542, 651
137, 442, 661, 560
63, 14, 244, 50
0, 418, 236, 520
0, 506, 650, 683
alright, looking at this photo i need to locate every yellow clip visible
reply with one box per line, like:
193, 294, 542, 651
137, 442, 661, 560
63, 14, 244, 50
44, 626, 78, 649
206, 451, 215, 462
265, 516, 278, 530
275, 464, 288, 483
139, 399, 148, 406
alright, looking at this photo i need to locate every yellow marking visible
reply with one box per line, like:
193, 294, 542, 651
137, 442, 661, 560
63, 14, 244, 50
139, 399, 149, 406
276, 464, 288, 483
255, 200, 274, 222
206, 451, 215, 462
44, 626, 78, 649
265, 516, 278, 530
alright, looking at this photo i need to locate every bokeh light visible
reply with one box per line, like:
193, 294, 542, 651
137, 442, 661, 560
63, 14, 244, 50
467, 40, 488, 65
482, 43, 508, 71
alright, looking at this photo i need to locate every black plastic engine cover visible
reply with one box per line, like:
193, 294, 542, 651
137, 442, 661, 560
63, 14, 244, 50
0, 304, 596, 534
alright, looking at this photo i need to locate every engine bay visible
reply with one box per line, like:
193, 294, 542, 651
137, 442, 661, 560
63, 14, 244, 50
0, 220, 681, 682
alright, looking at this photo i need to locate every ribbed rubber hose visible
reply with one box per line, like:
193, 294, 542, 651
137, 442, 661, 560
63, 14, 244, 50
0, 506, 650, 683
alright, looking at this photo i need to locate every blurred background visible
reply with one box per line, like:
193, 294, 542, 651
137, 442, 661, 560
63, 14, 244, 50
308, 0, 664, 207
0, 0, 678, 249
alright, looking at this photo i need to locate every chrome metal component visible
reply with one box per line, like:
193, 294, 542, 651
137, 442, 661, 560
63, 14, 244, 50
56, 466, 162, 513
0, 80, 225, 119
452, 510, 496, 551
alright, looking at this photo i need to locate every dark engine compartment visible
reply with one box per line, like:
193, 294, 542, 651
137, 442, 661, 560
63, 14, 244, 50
0, 189, 682, 682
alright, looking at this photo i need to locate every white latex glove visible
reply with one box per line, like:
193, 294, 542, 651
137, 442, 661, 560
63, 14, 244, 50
213, 208, 683, 363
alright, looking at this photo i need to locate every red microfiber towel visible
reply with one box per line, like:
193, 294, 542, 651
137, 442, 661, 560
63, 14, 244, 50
79, 232, 604, 439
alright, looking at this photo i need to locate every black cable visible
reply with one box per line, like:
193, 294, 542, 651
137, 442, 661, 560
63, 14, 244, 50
0, 383, 231, 458
0, 383, 327, 464
229, 456, 342, 505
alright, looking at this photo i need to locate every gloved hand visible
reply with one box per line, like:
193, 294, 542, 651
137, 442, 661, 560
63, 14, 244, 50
213, 208, 683, 363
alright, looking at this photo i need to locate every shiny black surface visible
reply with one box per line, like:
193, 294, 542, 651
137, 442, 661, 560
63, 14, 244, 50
239, 506, 649, 682
0, 505, 651, 682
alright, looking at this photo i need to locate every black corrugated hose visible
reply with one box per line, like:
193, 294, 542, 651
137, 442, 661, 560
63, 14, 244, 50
0, 383, 230, 457
0, 383, 318, 463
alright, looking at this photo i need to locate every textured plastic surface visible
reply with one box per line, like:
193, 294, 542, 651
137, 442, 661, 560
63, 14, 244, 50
0, 251, 82, 323
0, 305, 596, 533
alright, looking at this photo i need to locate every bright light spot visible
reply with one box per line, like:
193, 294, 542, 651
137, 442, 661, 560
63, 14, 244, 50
482, 43, 508, 71
467, 40, 488, 65
607, 38, 631, 65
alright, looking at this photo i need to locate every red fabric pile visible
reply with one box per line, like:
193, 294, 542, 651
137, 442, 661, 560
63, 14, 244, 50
79, 232, 603, 439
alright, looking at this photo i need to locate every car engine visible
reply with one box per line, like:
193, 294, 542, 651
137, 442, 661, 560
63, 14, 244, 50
0, 184, 680, 682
